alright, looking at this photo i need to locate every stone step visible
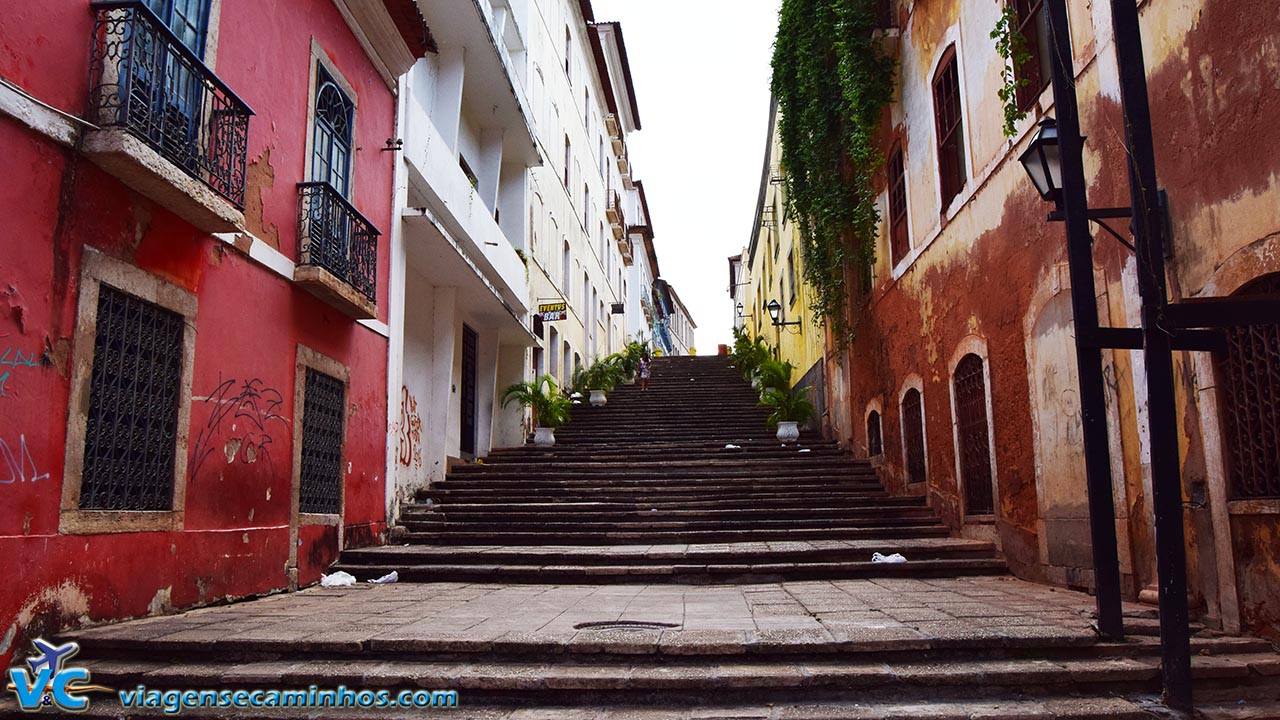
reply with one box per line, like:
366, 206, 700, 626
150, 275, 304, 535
399, 526, 955, 544
396, 517, 946, 534
339, 539, 999, 566
327, 558, 1010, 584
402, 496, 930, 512
434, 475, 882, 488
35, 697, 1163, 720
401, 502, 942, 517
424, 486, 896, 502
453, 459, 871, 472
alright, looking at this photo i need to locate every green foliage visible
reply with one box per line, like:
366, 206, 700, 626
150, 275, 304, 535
771, 0, 897, 346
580, 355, 626, 392
992, 2, 1033, 138
730, 326, 773, 382
502, 375, 572, 429
618, 340, 650, 379
755, 358, 795, 394
758, 385, 816, 427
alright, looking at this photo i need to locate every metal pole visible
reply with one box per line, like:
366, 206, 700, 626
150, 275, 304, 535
1106, 0, 1193, 709
1044, 0, 1125, 641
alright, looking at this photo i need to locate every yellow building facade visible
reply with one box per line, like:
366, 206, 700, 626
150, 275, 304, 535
740, 98, 828, 426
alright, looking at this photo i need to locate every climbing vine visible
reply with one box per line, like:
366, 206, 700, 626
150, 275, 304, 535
991, 2, 1033, 137
771, 0, 897, 346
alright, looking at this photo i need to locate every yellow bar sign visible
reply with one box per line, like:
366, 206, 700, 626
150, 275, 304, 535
538, 302, 567, 321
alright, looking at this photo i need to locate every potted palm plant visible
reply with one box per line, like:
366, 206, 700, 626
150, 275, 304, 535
754, 358, 794, 395
759, 385, 815, 442
619, 340, 649, 384
502, 375, 572, 446
581, 355, 625, 407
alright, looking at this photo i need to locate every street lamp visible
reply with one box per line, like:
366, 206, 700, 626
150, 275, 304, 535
1018, 118, 1063, 205
766, 300, 799, 327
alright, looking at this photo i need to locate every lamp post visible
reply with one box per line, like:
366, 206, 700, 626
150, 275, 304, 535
1023, 0, 1203, 709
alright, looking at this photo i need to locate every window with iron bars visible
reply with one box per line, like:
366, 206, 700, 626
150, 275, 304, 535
888, 144, 910, 265
79, 285, 186, 511
1012, 0, 1052, 111
299, 368, 346, 515
1215, 273, 1280, 500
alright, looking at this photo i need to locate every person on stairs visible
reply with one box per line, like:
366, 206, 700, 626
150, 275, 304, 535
638, 353, 651, 391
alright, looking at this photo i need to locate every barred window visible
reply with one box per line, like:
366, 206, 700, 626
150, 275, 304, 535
299, 368, 346, 515
80, 286, 186, 511
1215, 273, 1280, 499
954, 354, 995, 515
867, 410, 883, 457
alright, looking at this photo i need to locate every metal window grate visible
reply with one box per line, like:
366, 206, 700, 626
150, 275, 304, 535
1013, 0, 1052, 111
954, 354, 995, 515
902, 389, 927, 484
80, 285, 185, 511
1216, 274, 1280, 499
867, 410, 883, 457
299, 368, 345, 515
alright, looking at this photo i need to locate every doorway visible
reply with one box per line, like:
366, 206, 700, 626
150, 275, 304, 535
460, 325, 478, 456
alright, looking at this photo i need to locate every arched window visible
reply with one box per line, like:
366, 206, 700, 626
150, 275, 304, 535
1215, 273, 1280, 499
311, 65, 354, 196
901, 388, 926, 483
954, 353, 994, 515
867, 410, 883, 457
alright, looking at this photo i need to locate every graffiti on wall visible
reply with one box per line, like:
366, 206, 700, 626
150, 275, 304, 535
397, 386, 422, 469
0, 347, 43, 398
1, 434, 48, 485
190, 377, 289, 480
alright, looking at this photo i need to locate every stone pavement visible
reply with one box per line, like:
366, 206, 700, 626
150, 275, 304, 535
76, 576, 1102, 650
48, 576, 1280, 718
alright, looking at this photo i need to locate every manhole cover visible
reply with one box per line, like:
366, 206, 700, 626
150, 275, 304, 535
573, 620, 680, 632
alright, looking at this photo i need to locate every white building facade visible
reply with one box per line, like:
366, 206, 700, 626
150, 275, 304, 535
386, 0, 541, 513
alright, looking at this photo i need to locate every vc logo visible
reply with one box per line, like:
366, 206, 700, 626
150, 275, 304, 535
6, 639, 112, 713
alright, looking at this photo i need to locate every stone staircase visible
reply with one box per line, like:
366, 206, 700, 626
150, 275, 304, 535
40, 355, 1280, 718
333, 355, 1007, 583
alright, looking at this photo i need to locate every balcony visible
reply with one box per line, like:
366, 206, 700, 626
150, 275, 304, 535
295, 182, 380, 319
85, 0, 253, 232
605, 191, 626, 240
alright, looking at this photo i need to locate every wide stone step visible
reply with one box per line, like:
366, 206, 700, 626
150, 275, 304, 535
328, 558, 1011, 584
452, 459, 870, 474
400, 525, 954, 544
432, 476, 881, 490
401, 505, 936, 523
404, 491, 926, 509
427, 483, 890, 498
340, 539, 999, 566
421, 491, 905, 506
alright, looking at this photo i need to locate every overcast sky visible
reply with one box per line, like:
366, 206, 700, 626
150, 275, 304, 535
592, 0, 782, 352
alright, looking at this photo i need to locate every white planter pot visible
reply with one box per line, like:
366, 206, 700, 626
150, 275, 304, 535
776, 421, 800, 442
589, 389, 608, 407
534, 427, 557, 447
623, 376, 636, 385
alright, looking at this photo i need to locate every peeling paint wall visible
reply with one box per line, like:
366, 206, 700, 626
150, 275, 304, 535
0, 0, 396, 667
834, 0, 1280, 636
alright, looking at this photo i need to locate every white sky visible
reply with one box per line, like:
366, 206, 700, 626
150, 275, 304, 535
592, 0, 782, 352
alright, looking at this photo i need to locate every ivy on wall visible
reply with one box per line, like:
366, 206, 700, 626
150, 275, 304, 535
991, 2, 1033, 137
771, 0, 897, 345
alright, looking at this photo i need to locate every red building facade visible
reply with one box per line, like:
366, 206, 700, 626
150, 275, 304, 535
0, 0, 429, 666
824, 0, 1280, 640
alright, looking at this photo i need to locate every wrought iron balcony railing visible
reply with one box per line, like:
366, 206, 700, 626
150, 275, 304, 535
88, 0, 253, 208
297, 182, 379, 303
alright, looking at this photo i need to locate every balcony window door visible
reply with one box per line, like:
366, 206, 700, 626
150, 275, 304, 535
312, 64, 355, 197
136, 0, 211, 171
